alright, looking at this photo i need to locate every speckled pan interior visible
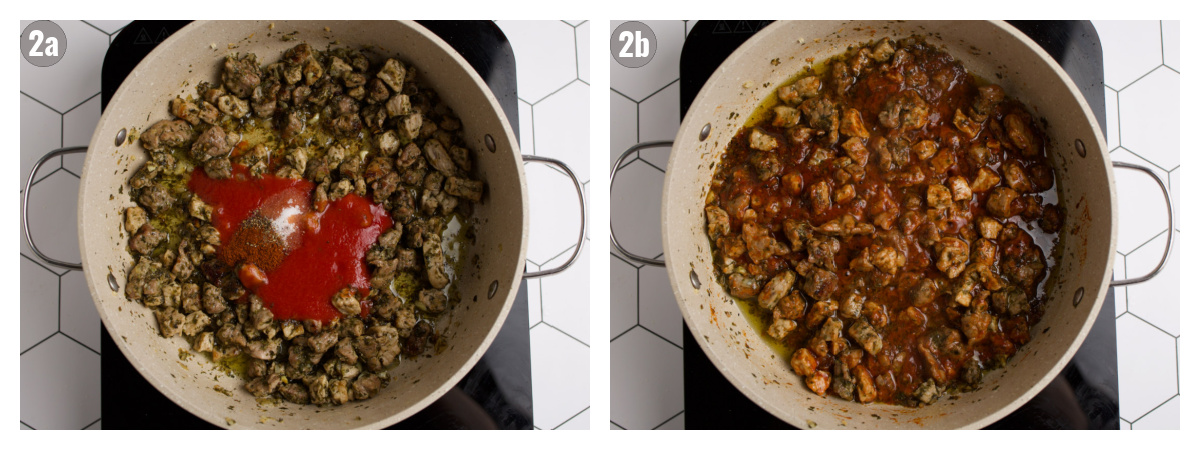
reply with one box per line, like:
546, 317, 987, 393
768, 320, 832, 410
663, 20, 1114, 429
77, 20, 527, 429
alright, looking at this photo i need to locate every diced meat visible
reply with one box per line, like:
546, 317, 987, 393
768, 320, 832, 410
222, 54, 261, 98
772, 106, 801, 128
1004, 113, 1036, 155
986, 187, 1023, 218
774, 291, 806, 320
423, 140, 458, 177
806, 235, 840, 270
841, 137, 869, 166
990, 286, 1030, 316
377, 59, 407, 92
878, 90, 929, 132
758, 270, 796, 310
129, 224, 166, 255
728, 273, 760, 299
1001, 160, 1033, 193
840, 108, 869, 138
848, 319, 882, 355
778, 76, 821, 104
803, 268, 839, 301
911, 278, 940, 306
870, 246, 906, 275
423, 234, 450, 289
748, 128, 779, 151
853, 365, 877, 403
767, 317, 797, 341
331, 288, 361, 317
791, 348, 819, 377
783, 219, 810, 251
871, 39, 895, 62
839, 291, 865, 318
706, 205, 731, 241
971, 167, 1002, 193
140, 120, 194, 151
948, 176, 971, 201
190, 125, 233, 161
971, 84, 1005, 121
155, 309, 185, 338
927, 184, 953, 210
929, 148, 956, 175
936, 237, 970, 278
800, 97, 840, 143
915, 379, 939, 404
1040, 204, 1064, 233
913, 139, 937, 160
417, 289, 447, 314
808, 370, 832, 397
750, 152, 783, 180
810, 180, 831, 216
952, 108, 982, 138
743, 222, 788, 263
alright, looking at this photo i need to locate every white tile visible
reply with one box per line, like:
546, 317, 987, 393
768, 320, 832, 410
610, 21, 686, 101
21, 257, 59, 352
1111, 148, 1170, 254
85, 20, 130, 35
531, 81, 590, 180
1132, 395, 1179, 429
21, 423, 32, 430
1115, 315, 1177, 420
576, 21, 590, 85
610, 91, 639, 169
518, 99, 534, 154
563, 20, 585, 27
1093, 21, 1163, 90
19, 335, 101, 429
1120, 419, 1131, 430
656, 411, 684, 430
20, 21, 110, 112
1168, 168, 1180, 231
610, 160, 665, 261
62, 94, 101, 175
530, 324, 590, 430
497, 21, 579, 102
555, 407, 590, 430
1161, 21, 1179, 71
541, 241, 591, 344
1112, 254, 1126, 316
1126, 232, 1179, 336
638, 265, 682, 346
60, 270, 101, 352
84, 420, 101, 430
610, 422, 624, 430
1117, 67, 1178, 169
525, 162, 586, 265
610, 327, 683, 429
20, 94, 62, 190
1104, 86, 1120, 150
611, 254, 639, 339
636, 80, 680, 170
25, 171, 82, 265
527, 275, 543, 326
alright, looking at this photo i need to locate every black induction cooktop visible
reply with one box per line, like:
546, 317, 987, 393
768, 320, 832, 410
98, 20, 532, 430
680, 20, 1119, 430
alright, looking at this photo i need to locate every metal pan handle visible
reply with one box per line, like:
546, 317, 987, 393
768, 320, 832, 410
1111, 161, 1175, 286
609, 141, 671, 267
22, 146, 88, 271
522, 155, 587, 279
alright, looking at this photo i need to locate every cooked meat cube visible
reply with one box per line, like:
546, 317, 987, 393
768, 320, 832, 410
748, 128, 779, 151
774, 291, 806, 320
971, 167, 1002, 193
803, 268, 839, 302
245, 373, 282, 398
190, 125, 234, 161
417, 289, 447, 314
180, 283, 201, 313
810, 180, 831, 216
154, 308, 185, 338
423, 235, 450, 289
871, 39, 895, 62
913, 139, 937, 160
201, 284, 227, 314
971, 84, 1005, 121
222, 54, 261, 98
831, 62, 853, 93
377, 59, 407, 92
971, 239, 997, 266
423, 140, 458, 177
911, 278, 940, 306
831, 374, 856, 401
947, 176, 972, 201
870, 246, 906, 274
783, 219, 810, 251
839, 291, 865, 318
852, 365, 877, 403
140, 119, 194, 152
927, 184, 953, 209
936, 237, 970, 278
791, 348, 819, 377
800, 97, 840, 143
868, 136, 893, 172
840, 108, 869, 138
1001, 160, 1033, 193
743, 222, 788, 263
915, 379, 939, 404
1040, 203, 1064, 233
806, 234, 840, 270
808, 370, 832, 397
918, 328, 965, 385
129, 224, 165, 255
848, 319, 883, 355
728, 273, 761, 299
350, 373, 383, 400
767, 317, 797, 341
929, 148, 956, 175
960, 310, 993, 346
986, 187, 1023, 218
329, 179, 354, 201
385, 93, 412, 118
308, 330, 339, 355
834, 184, 856, 204
778, 76, 821, 104
750, 152, 783, 180
217, 94, 250, 118
170, 97, 203, 125
1004, 113, 1036, 155
771, 106, 801, 128
878, 90, 929, 132
758, 270, 796, 310
251, 79, 280, 118
841, 137, 869, 166
331, 288, 361, 317
279, 382, 310, 404
952, 108, 982, 138
181, 311, 210, 336
706, 205, 731, 241
991, 286, 1030, 316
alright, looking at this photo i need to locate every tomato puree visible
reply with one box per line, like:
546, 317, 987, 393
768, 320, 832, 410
189, 165, 393, 322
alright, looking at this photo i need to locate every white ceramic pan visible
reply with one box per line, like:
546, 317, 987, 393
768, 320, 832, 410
23, 20, 585, 429
611, 20, 1172, 429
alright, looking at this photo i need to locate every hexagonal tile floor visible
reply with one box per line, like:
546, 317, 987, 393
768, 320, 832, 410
610, 20, 1180, 429
20, 20, 590, 430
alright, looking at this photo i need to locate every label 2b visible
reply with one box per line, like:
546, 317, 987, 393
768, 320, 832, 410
610, 21, 657, 69
22, 21, 68, 67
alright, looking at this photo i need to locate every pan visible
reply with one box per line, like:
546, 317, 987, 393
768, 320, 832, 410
23, 20, 585, 429
611, 20, 1172, 429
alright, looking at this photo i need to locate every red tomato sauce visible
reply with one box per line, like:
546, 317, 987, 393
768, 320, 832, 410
189, 165, 393, 322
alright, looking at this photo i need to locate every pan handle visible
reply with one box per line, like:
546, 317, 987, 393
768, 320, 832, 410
1111, 161, 1175, 286
609, 141, 671, 267
522, 155, 587, 279
22, 146, 88, 271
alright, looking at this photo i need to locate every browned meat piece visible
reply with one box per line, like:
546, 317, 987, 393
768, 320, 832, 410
180, 283, 201, 313
878, 90, 929, 132
929, 148, 956, 175
971, 84, 1005, 121
774, 291, 806, 320
190, 125, 233, 161
847, 319, 882, 355
279, 382, 310, 404
727, 273, 760, 299
935, 237, 970, 279
871, 39, 895, 62
222, 54, 261, 98
791, 348, 819, 377
952, 108, 982, 138
840, 108, 869, 138
217, 94, 250, 118
912, 139, 937, 161
839, 291, 865, 318
778, 76, 821, 104
803, 268, 839, 301
831, 62, 853, 93
809, 180, 831, 216
203, 157, 232, 180
1000, 244, 1047, 291
749, 152, 783, 180
971, 239, 998, 266
782, 219, 810, 251
971, 167, 1002, 193
806, 234, 840, 270
748, 128, 779, 151
170, 97, 203, 125
805, 299, 838, 329
960, 310, 993, 346
200, 284, 227, 315
329, 113, 362, 137
140, 119, 194, 152
853, 365, 877, 403
800, 97, 840, 143
181, 311, 210, 337
947, 176, 971, 201
423, 140, 458, 177
808, 370, 832, 397
841, 137, 869, 166
758, 270, 796, 310
871, 246, 906, 275
423, 235, 451, 289
251, 79, 280, 118
1001, 160, 1033, 193
1004, 113, 1037, 155
129, 224, 165, 255
417, 289, 447, 314
986, 187, 1023, 218
350, 373, 383, 401
245, 373, 282, 397
834, 184, 856, 204
333, 337, 358, 364
771, 105, 801, 128
377, 59, 407, 92
927, 184, 953, 210
154, 309, 185, 338
918, 328, 964, 385
1028, 163, 1055, 192
331, 288, 361, 317
991, 286, 1030, 316
831, 373, 856, 401
911, 278, 940, 307
705, 205, 731, 241
1040, 204, 1064, 233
